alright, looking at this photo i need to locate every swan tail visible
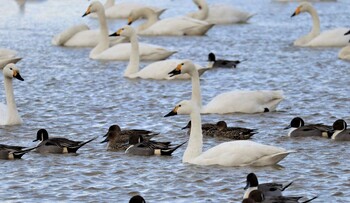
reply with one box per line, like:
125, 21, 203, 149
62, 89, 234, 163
184, 24, 214, 36
160, 141, 187, 156
250, 151, 292, 166
52, 24, 89, 46
156, 8, 167, 18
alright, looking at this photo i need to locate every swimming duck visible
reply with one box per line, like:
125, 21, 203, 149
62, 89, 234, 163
244, 189, 318, 203
331, 119, 350, 141
125, 135, 186, 156
182, 121, 257, 140
284, 117, 332, 138
0, 144, 36, 160
129, 195, 146, 203
244, 173, 293, 198
33, 129, 97, 154
208, 53, 242, 68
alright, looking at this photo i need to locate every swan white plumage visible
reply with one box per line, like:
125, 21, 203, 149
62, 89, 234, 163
128, 7, 214, 36
0, 48, 21, 69
83, 2, 176, 61
187, 0, 254, 24
110, 26, 211, 79
291, 2, 350, 47
168, 60, 284, 114
89, 0, 166, 19
164, 100, 292, 166
338, 30, 350, 60
0, 64, 23, 126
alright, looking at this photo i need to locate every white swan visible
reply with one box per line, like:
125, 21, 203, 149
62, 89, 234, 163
0, 48, 21, 69
291, 2, 350, 47
187, 0, 254, 24
89, 0, 166, 19
0, 64, 23, 126
338, 30, 350, 60
83, 2, 175, 61
168, 60, 284, 114
164, 100, 292, 166
110, 26, 211, 79
128, 7, 214, 36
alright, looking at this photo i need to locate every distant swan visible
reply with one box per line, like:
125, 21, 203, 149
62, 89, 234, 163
187, 0, 254, 24
291, 2, 350, 47
110, 26, 211, 79
164, 100, 292, 166
0, 48, 21, 68
0, 63, 24, 126
83, 1, 175, 61
89, 0, 166, 19
168, 60, 284, 114
128, 7, 214, 36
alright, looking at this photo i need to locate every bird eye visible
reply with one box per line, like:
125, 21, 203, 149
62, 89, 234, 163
179, 105, 181, 107
181, 63, 184, 65
10, 68, 12, 70
122, 28, 124, 30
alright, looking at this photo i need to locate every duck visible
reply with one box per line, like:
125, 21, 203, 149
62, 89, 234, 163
244, 189, 318, 203
284, 117, 332, 138
168, 60, 284, 114
208, 52, 242, 68
182, 120, 257, 140
109, 26, 211, 79
0, 144, 37, 160
0, 64, 24, 126
338, 30, 350, 60
0, 48, 21, 68
330, 119, 350, 141
125, 135, 186, 156
33, 129, 97, 154
128, 7, 214, 36
244, 173, 293, 198
101, 124, 162, 151
82, 2, 175, 61
129, 195, 146, 203
89, 0, 165, 19
291, 2, 350, 47
164, 100, 293, 166
187, 0, 254, 24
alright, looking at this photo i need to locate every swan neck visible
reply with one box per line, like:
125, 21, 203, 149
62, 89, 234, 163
190, 69, 202, 108
196, 0, 209, 20
125, 34, 140, 76
4, 77, 19, 119
183, 106, 203, 162
308, 7, 320, 36
104, 0, 114, 8
91, 7, 109, 57
137, 9, 158, 31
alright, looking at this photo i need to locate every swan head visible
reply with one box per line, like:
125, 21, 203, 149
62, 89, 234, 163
291, 2, 312, 17
332, 119, 347, 131
164, 100, 196, 117
128, 7, 156, 25
168, 60, 196, 77
82, 1, 104, 17
33, 129, 49, 142
3, 63, 24, 81
284, 117, 304, 129
109, 25, 135, 38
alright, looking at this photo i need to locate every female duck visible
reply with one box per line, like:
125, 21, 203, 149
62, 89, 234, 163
291, 2, 350, 47
168, 60, 284, 114
164, 100, 292, 166
128, 7, 214, 36
0, 64, 24, 126
109, 26, 211, 79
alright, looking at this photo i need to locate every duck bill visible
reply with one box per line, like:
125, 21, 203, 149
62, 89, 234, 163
32, 139, 39, 142
14, 72, 24, 81
244, 182, 250, 190
164, 110, 177, 117
284, 124, 291, 130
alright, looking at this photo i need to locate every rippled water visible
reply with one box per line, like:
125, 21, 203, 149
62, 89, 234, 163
1, 0, 350, 202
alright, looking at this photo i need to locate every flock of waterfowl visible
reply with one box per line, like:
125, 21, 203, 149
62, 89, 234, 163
1, 0, 349, 202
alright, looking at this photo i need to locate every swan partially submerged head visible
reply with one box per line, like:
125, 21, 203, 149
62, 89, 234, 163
82, 1, 104, 17
291, 2, 312, 17
3, 63, 24, 81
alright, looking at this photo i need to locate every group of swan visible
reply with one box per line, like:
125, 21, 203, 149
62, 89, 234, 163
187, 0, 254, 24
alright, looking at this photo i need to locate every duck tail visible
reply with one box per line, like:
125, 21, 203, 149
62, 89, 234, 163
13, 146, 38, 158
69, 136, 98, 153
301, 196, 318, 203
281, 181, 294, 191
160, 141, 187, 156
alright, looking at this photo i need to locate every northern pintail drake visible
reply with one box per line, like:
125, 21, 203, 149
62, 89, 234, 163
331, 119, 350, 141
182, 120, 257, 140
208, 52, 242, 68
129, 195, 146, 203
285, 117, 332, 138
125, 135, 186, 156
244, 173, 293, 199
0, 144, 36, 160
244, 189, 318, 203
33, 129, 97, 154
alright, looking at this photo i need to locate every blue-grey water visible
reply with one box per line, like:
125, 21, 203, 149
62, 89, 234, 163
0, 0, 349, 202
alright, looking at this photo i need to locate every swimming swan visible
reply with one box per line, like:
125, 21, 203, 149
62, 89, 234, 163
291, 2, 350, 47
168, 60, 284, 114
109, 26, 211, 79
187, 0, 254, 24
0, 48, 21, 68
128, 7, 214, 36
83, 1, 176, 60
0, 63, 24, 126
89, 0, 166, 19
164, 100, 292, 166
338, 30, 350, 60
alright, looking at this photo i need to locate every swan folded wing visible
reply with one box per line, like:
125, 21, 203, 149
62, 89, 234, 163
52, 24, 89, 46
0, 49, 17, 58
0, 103, 7, 125
338, 45, 350, 60
307, 28, 350, 47
207, 5, 253, 24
